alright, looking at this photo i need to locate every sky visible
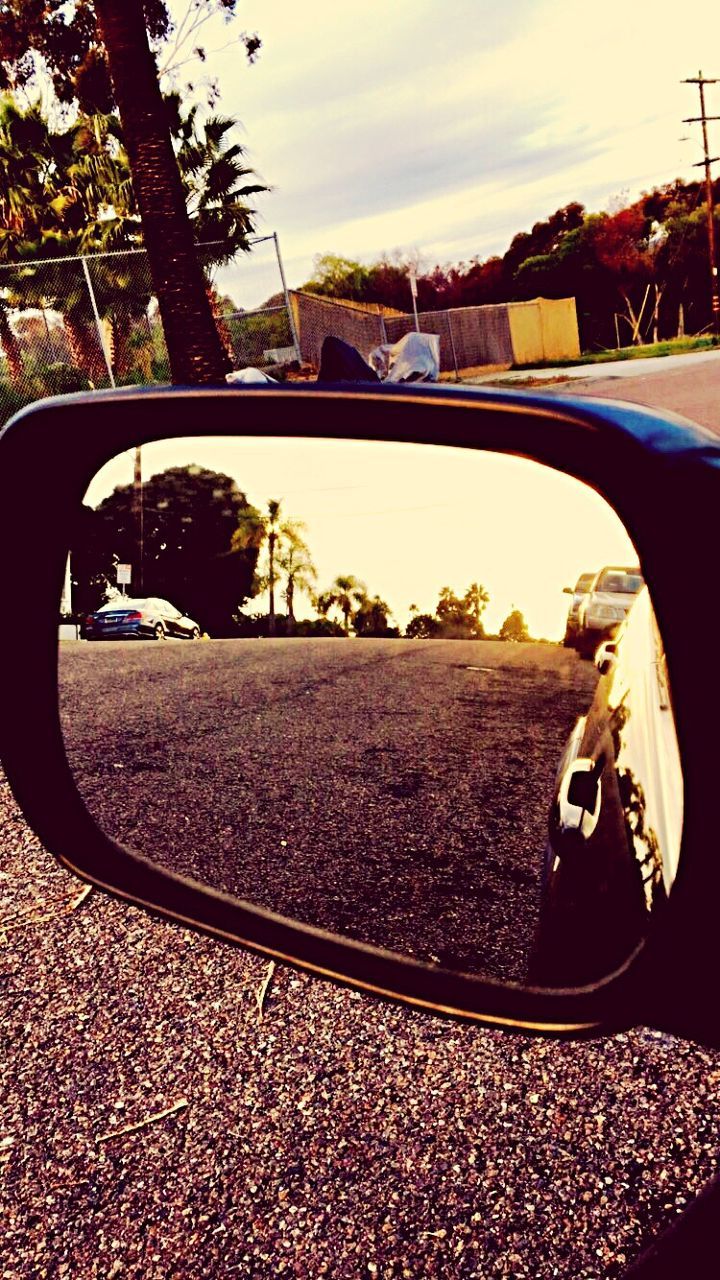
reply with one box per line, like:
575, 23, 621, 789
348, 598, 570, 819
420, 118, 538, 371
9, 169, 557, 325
86, 438, 637, 640
164, 0, 720, 309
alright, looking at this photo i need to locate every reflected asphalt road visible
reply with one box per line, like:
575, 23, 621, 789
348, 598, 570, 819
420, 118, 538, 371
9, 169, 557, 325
59, 638, 596, 982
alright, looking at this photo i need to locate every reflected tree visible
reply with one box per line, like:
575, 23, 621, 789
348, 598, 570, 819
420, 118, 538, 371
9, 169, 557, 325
317, 574, 367, 635
499, 609, 531, 642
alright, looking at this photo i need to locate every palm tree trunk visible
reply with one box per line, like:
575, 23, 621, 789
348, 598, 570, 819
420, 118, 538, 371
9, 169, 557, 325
94, 0, 230, 385
206, 284, 235, 364
63, 312, 108, 386
0, 304, 24, 389
285, 577, 296, 636
108, 309, 133, 379
268, 531, 276, 636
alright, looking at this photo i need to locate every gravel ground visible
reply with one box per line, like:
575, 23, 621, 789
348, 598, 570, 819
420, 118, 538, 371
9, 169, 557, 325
2, 772, 720, 1278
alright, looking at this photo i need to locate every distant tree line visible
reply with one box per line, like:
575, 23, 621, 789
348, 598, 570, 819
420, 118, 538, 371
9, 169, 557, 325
303, 181, 720, 351
407, 587, 531, 642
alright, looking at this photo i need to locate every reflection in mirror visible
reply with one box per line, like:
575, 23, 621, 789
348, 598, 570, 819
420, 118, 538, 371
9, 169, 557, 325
58, 437, 683, 989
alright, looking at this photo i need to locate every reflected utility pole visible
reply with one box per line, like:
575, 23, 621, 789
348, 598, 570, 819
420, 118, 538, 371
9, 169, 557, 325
132, 446, 143, 595
683, 71, 720, 336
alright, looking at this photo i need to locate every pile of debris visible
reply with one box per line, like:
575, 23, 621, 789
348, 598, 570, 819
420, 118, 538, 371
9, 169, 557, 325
226, 333, 440, 386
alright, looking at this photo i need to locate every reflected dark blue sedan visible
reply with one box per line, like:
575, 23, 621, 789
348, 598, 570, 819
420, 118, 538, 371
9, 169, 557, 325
83, 597, 202, 641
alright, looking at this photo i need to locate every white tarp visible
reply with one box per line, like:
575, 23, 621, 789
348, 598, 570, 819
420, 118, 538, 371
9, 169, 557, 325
369, 331, 440, 383
226, 367, 278, 384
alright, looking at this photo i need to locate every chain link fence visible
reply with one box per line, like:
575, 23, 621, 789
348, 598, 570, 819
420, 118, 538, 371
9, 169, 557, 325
288, 291, 388, 369
2, 242, 579, 425
0, 235, 298, 427
289, 292, 518, 377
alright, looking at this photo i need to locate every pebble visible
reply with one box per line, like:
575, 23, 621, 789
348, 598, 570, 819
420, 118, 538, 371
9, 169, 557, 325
1, 776, 719, 1278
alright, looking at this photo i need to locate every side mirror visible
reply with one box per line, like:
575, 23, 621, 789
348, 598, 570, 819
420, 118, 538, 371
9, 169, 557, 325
595, 640, 617, 676
0, 383, 718, 1044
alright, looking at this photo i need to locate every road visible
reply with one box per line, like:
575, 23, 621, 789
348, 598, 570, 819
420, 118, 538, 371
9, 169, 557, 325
552, 351, 720, 433
58, 638, 596, 983
482, 346, 720, 434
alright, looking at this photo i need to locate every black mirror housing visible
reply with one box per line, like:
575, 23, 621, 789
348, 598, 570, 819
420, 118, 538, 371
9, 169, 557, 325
1, 382, 719, 1044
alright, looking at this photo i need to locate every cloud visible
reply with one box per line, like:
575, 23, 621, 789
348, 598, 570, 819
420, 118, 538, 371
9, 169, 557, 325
189, 0, 720, 303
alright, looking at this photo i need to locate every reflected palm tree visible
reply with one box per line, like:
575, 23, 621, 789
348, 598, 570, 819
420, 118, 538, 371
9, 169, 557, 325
317, 574, 367, 635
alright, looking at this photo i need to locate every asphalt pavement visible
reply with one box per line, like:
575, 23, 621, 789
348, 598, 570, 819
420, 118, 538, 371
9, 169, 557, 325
476, 346, 720, 436
58, 639, 596, 982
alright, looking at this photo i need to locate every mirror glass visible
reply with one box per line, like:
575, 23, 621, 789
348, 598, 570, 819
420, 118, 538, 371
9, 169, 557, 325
58, 437, 683, 989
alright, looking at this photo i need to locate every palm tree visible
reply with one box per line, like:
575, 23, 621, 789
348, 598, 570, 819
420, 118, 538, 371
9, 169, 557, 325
0, 0, 266, 385
91, 0, 236, 384
277, 522, 317, 633
167, 92, 268, 364
0, 83, 269, 388
0, 98, 134, 386
0, 99, 47, 255
232, 499, 284, 634
354, 594, 394, 636
317, 574, 367, 635
169, 94, 267, 261
0, 298, 23, 389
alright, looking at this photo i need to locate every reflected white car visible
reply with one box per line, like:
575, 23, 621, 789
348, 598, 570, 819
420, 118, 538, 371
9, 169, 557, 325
575, 565, 644, 658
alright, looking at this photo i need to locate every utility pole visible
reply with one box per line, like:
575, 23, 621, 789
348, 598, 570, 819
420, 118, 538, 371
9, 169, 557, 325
132, 446, 143, 595
408, 267, 420, 333
683, 71, 720, 336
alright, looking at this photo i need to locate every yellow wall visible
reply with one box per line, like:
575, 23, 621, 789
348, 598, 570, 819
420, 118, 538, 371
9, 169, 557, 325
508, 301, 544, 365
508, 297, 581, 365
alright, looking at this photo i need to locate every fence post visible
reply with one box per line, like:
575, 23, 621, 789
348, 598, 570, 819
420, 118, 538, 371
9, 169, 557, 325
81, 255, 115, 388
446, 311, 460, 381
273, 232, 302, 363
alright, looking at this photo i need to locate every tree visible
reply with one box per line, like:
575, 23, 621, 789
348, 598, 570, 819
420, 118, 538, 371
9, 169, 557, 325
277, 522, 316, 633
68, 503, 119, 617
405, 612, 440, 639
353, 594, 397, 637
317, 574, 367, 635
0, 0, 263, 385
93, 464, 260, 634
0, 88, 267, 390
167, 91, 267, 262
231, 498, 285, 635
405, 583, 489, 639
502, 203, 586, 288
591, 206, 655, 346
435, 583, 488, 639
499, 609, 531, 642
303, 254, 371, 301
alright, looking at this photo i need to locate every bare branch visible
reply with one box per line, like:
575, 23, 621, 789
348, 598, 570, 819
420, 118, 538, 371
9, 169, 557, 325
256, 960, 276, 1021
97, 1098, 189, 1143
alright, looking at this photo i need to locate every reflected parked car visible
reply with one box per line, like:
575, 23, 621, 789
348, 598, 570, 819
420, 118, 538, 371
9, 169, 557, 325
531, 587, 682, 985
562, 570, 595, 648
83, 597, 202, 641
574, 564, 644, 658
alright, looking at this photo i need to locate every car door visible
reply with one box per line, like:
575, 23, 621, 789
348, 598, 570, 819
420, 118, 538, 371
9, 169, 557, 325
535, 590, 681, 986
